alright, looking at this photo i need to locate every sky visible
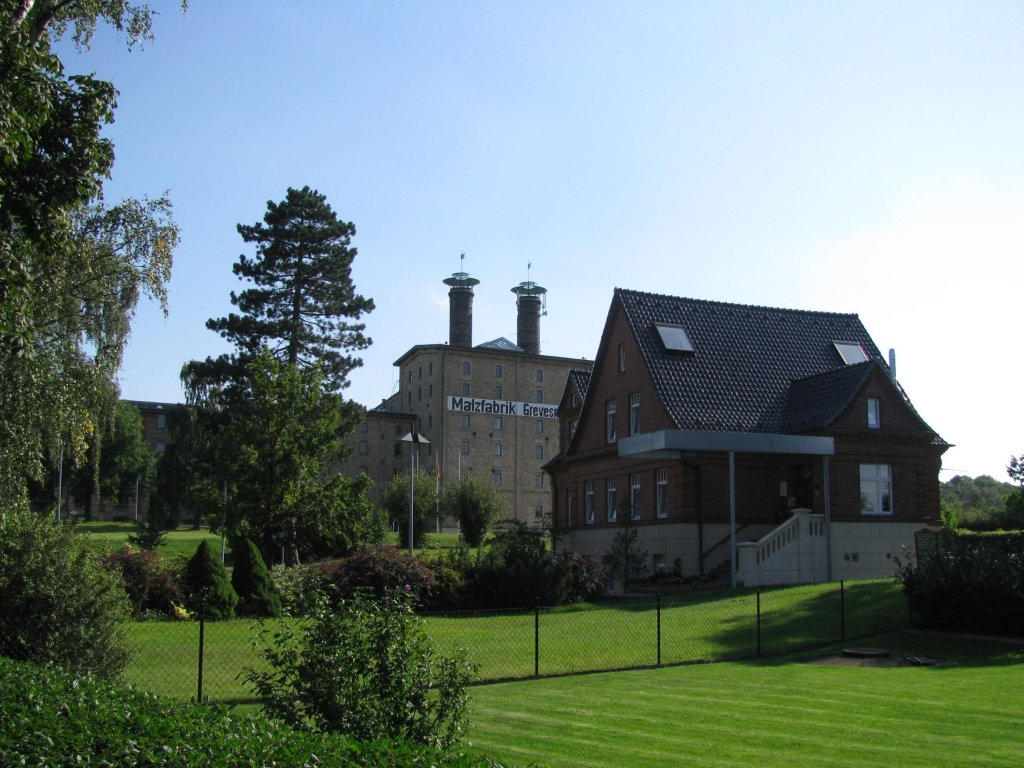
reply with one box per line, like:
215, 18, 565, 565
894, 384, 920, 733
58, 1, 1024, 482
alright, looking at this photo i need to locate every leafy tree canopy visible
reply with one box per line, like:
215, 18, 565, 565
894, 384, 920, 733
381, 470, 438, 551
441, 472, 504, 547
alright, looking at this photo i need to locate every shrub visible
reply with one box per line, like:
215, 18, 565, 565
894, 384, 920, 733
100, 545, 183, 617
231, 538, 283, 617
319, 544, 437, 603
183, 540, 238, 619
247, 589, 474, 751
0, 509, 131, 678
442, 473, 503, 547
554, 550, 609, 602
0, 656, 506, 768
898, 529, 1024, 636
271, 561, 324, 617
421, 543, 472, 608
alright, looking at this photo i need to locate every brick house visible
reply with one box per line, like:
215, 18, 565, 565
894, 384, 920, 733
546, 289, 948, 588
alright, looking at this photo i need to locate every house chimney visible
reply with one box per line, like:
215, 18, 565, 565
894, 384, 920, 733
443, 270, 479, 348
511, 280, 547, 355
888, 348, 897, 382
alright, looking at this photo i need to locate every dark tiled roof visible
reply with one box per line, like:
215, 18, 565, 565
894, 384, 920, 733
780, 362, 875, 432
567, 369, 591, 402
618, 289, 888, 434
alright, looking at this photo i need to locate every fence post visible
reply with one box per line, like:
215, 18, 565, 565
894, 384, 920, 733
197, 615, 205, 703
534, 603, 540, 678
840, 580, 846, 641
656, 592, 662, 666
756, 590, 761, 657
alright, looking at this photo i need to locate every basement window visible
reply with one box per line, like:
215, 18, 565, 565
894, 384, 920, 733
655, 324, 694, 352
834, 341, 868, 365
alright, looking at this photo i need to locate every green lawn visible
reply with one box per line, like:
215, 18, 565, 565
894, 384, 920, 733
467, 631, 1024, 768
75, 521, 227, 564
123, 580, 907, 701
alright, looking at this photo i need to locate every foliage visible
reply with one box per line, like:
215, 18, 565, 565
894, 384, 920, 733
940, 473, 1016, 531
195, 185, 375, 394
319, 544, 437, 603
897, 528, 1024, 636
247, 590, 475, 751
442, 472, 504, 547
0, 656, 507, 768
0, 509, 130, 677
553, 549, 609, 602
603, 514, 649, 590
381, 469, 438, 550
0, 2, 180, 509
270, 562, 324, 617
231, 538, 282, 617
467, 520, 604, 607
183, 540, 237, 619
421, 543, 472, 608
100, 545, 182, 617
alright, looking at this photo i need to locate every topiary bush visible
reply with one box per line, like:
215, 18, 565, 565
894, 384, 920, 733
183, 540, 238, 619
247, 589, 474, 751
100, 545, 183, 617
319, 544, 437, 603
231, 538, 283, 617
0, 509, 131, 678
0, 656, 508, 768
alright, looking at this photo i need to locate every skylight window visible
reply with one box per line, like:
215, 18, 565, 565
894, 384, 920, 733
834, 341, 868, 365
655, 324, 694, 352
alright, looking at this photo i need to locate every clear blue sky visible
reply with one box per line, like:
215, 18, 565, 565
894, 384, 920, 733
59, 1, 1024, 481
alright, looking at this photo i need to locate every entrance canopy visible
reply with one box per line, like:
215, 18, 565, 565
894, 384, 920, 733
618, 430, 835, 587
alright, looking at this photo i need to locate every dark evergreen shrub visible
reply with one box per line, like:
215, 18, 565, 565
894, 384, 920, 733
0, 510, 130, 678
319, 544, 436, 603
231, 538, 282, 617
183, 540, 238, 619
100, 545, 183, 617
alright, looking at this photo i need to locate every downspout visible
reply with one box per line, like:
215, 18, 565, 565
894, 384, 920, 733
823, 454, 832, 582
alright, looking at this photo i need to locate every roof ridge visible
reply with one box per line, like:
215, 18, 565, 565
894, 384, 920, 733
615, 286, 863, 321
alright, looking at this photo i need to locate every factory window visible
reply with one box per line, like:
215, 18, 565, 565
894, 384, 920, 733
495, 385, 502, 399
462, 383, 470, 395
357, 441, 368, 455
493, 472, 502, 486
535, 389, 543, 402
535, 369, 543, 383
495, 364, 503, 378
494, 416, 503, 430
460, 441, 470, 455
535, 419, 543, 433
535, 445, 544, 460
463, 361, 471, 375
462, 414, 470, 428
494, 442, 503, 457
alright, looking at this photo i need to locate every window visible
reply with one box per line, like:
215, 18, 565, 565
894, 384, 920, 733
606, 478, 617, 522
429, 362, 433, 375
606, 401, 617, 444
462, 414, 470, 428
494, 416, 503, 430
462, 383, 470, 396
629, 393, 640, 436
630, 473, 641, 519
358, 422, 368, 433
566, 489, 576, 528
618, 343, 626, 372
585, 481, 595, 523
535, 388, 543, 402
408, 392, 412, 405
535, 474, 544, 488
493, 472, 502, 486
534, 445, 544, 460
495, 384, 502, 399
867, 398, 880, 429
395, 425, 403, 436
462, 361, 471, 375
655, 323, 695, 352
495, 364, 503, 378
154, 441, 166, 454
656, 468, 668, 518
535, 419, 544, 433
418, 387, 421, 401
652, 554, 667, 574
408, 369, 413, 383
156, 414, 167, 430
534, 504, 543, 519
429, 384, 433, 397
493, 442, 503, 457
535, 369, 544, 383
834, 341, 868, 365
570, 420, 578, 440
460, 440, 470, 455
393, 442, 401, 457
357, 440, 368, 454
860, 464, 893, 515
418, 366, 422, 379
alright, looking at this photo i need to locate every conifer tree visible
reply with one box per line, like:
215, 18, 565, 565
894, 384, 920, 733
184, 540, 237, 619
231, 538, 282, 617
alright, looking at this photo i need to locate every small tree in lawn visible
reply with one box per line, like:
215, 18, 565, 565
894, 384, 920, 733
380, 470, 438, 550
603, 510, 648, 591
232, 538, 282, 617
442, 472, 504, 547
184, 540, 237, 619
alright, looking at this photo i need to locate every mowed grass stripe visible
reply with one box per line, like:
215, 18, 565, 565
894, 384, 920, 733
468, 635, 1024, 768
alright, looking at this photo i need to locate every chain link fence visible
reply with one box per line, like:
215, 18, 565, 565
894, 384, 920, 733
124, 579, 908, 703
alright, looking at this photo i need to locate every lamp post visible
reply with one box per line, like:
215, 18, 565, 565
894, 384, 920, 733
399, 429, 430, 555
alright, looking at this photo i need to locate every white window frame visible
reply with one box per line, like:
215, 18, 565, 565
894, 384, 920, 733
867, 398, 880, 429
618, 343, 626, 372
629, 393, 640, 436
494, 416, 503, 430
607, 478, 617, 522
462, 414, 471, 428
493, 442, 503, 457
860, 463, 893, 515
606, 401, 617, 444
566, 488, 576, 528
630, 473, 641, 519
585, 481, 595, 523
656, 468, 668, 518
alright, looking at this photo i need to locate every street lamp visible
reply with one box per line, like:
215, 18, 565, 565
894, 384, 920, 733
399, 429, 430, 555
